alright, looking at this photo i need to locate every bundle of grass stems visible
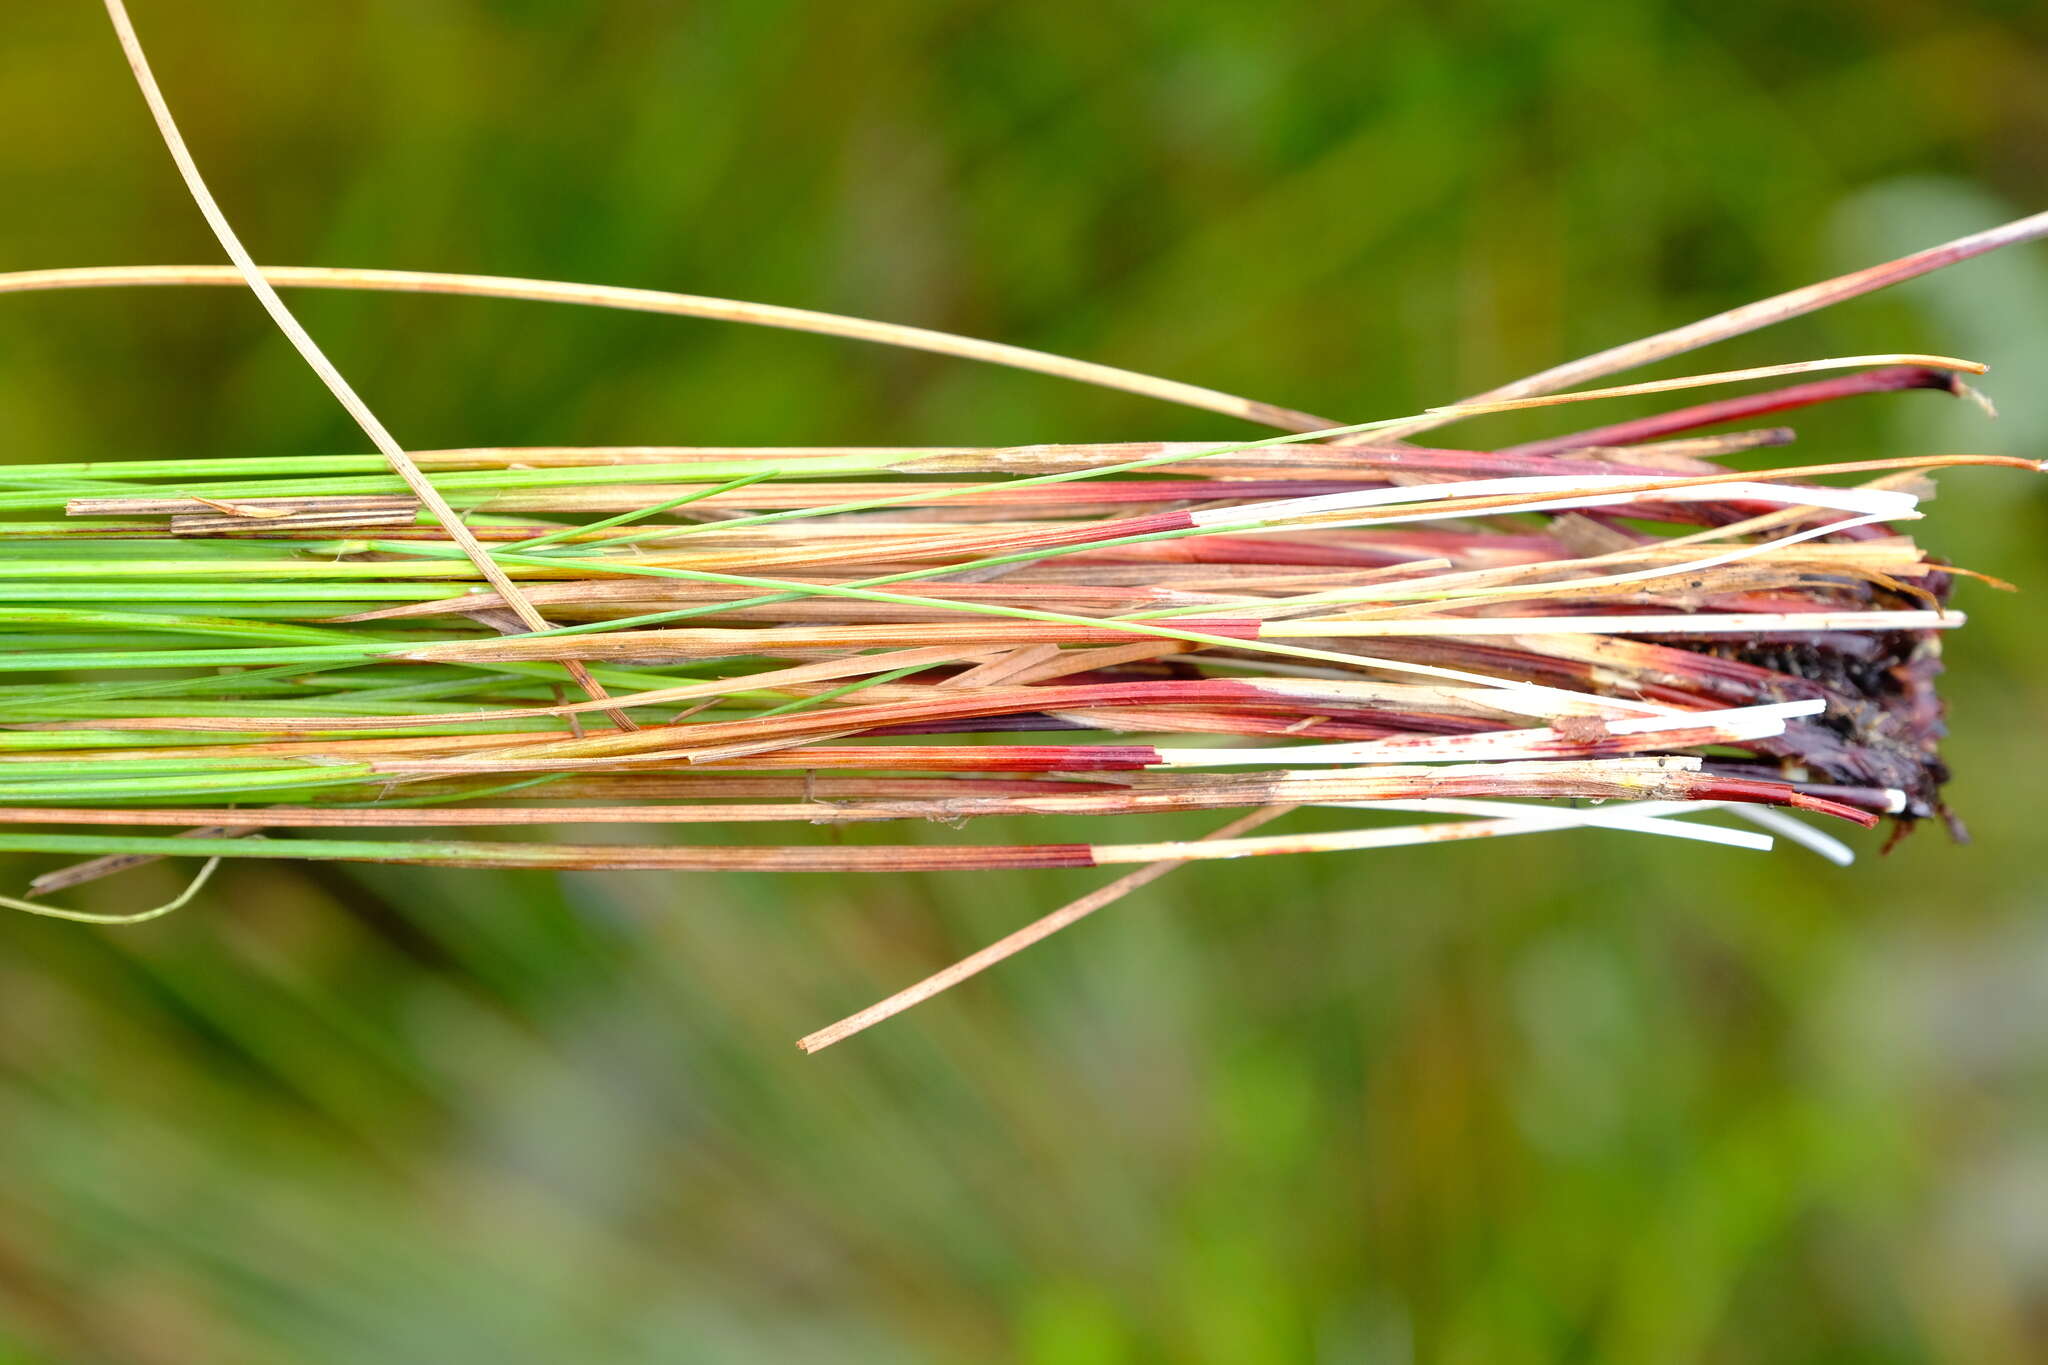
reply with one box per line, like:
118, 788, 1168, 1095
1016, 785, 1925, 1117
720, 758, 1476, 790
3, 5, 2042, 1047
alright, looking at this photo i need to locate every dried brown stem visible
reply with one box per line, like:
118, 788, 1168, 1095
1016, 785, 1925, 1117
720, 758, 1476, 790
796, 805, 1293, 1054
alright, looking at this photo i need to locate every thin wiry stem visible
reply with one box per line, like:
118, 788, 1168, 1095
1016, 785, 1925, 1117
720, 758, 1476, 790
96, 1, 633, 728
796, 805, 1294, 1054
0, 265, 1339, 433
0, 855, 221, 925
1369, 208, 2048, 440
1423, 354, 1983, 416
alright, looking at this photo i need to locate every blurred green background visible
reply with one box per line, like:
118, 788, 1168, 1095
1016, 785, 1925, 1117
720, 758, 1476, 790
2, 2, 2047, 1361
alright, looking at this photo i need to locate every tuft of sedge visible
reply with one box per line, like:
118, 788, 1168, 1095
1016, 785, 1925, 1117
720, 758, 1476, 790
0, 2, 2038, 1047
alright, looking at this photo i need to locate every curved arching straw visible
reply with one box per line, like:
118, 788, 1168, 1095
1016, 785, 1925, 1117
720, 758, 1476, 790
0, 264, 1341, 434
5, 212, 2041, 445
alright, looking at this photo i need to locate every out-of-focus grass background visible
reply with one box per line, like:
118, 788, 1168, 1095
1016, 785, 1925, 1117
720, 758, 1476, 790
1, 2, 2046, 1360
